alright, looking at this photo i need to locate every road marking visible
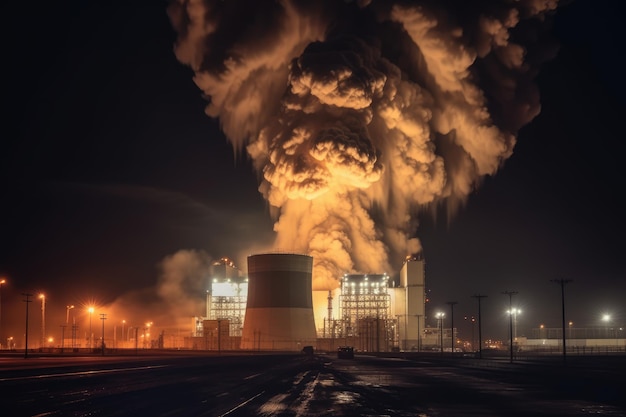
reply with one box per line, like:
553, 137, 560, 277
218, 391, 265, 416
0, 365, 169, 382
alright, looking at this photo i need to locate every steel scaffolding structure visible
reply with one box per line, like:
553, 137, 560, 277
339, 274, 393, 351
206, 258, 247, 337
209, 293, 246, 337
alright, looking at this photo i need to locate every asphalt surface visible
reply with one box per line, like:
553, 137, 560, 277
1, 351, 624, 416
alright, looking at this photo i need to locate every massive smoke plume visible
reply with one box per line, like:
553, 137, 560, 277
168, 0, 559, 290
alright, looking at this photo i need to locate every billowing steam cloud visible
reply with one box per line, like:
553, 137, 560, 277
168, 0, 559, 290
106, 249, 211, 328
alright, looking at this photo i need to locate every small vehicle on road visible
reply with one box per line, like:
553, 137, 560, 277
337, 346, 354, 359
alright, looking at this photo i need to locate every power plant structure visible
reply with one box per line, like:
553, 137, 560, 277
190, 254, 427, 352
392, 257, 427, 351
240, 253, 317, 351
340, 273, 392, 352
205, 257, 247, 337
315, 256, 427, 352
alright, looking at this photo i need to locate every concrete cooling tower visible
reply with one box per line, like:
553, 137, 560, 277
240, 253, 317, 351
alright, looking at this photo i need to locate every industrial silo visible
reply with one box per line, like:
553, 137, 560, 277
240, 253, 317, 351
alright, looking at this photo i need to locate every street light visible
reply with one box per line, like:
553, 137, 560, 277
39, 294, 46, 349
100, 313, 107, 355
22, 293, 33, 358
507, 308, 521, 342
502, 290, 518, 364
435, 312, 445, 353
446, 302, 457, 353
66, 305, 74, 349
506, 308, 521, 357
551, 278, 572, 363
0, 278, 6, 349
88, 307, 94, 349
464, 315, 476, 352
66, 305, 75, 325
602, 314, 612, 341
471, 294, 487, 359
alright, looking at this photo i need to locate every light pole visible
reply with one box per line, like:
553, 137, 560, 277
472, 294, 487, 358
0, 278, 5, 348
23, 293, 33, 358
435, 312, 445, 353
551, 279, 572, 363
464, 316, 476, 351
60, 323, 66, 352
66, 305, 74, 327
88, 307, 94, 349
39, 294, 46, 349
70, 306, 77, 349
511, 309, 521, 342
502, 291, 518, 364
122, 320, 126, 345
602, 314, 612, 344
100, 313, 107, 355
446, 302, 457, 353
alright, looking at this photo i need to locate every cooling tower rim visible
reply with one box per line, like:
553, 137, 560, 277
248, 251, 312, 259
248, 252, 313, 275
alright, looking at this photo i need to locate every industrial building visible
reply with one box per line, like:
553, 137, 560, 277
517, 326, 625, 352
190, 254, 427, 352
205, 257, 247, 337
314, 256, 427, 352
189, 257, 246, 349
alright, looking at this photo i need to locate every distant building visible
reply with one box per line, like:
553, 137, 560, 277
521, 326, 625, 352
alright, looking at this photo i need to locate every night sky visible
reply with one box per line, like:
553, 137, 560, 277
1, 0, 624, 345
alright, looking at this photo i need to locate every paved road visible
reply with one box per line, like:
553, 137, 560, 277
1, 351, 624, 416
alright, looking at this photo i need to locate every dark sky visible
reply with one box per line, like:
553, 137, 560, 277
1, 0, 624, 344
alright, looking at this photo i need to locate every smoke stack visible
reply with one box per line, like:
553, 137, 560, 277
241, 253, 317, 351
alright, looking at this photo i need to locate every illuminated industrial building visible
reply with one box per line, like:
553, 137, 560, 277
315, 256, 427, 352
206, 257, 247, 337
335, 273, 392, 351
190, 254, 426, 352
191, 257, 247, 348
